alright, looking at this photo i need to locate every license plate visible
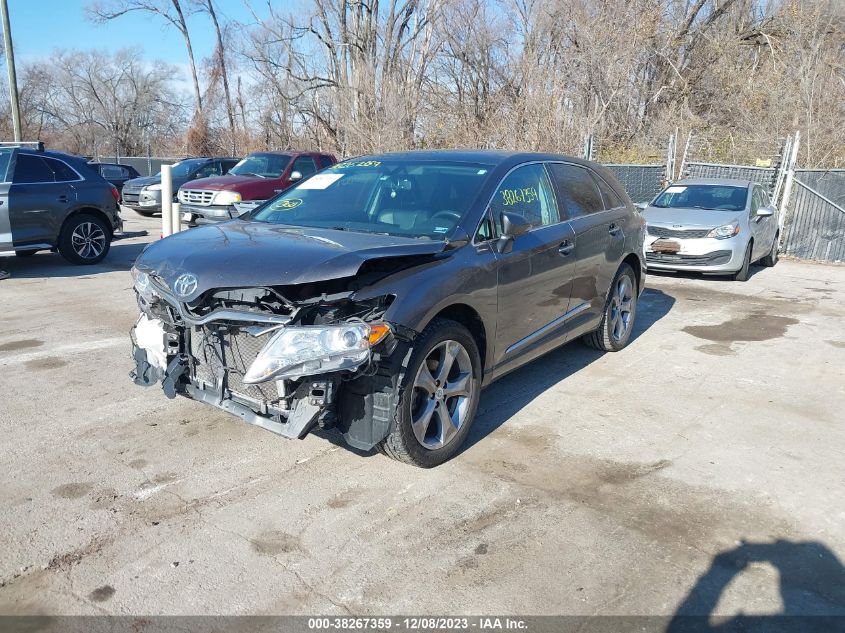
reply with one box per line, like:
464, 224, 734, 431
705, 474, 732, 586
652, 239, 681, 254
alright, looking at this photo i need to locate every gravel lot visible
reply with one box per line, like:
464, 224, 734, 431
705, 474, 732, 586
1, 212, 844, 617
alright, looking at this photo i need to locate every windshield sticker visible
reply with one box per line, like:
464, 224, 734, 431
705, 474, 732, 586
433, 226, 449, 233
298, 173, 344, 190
331, 160, 382, 169
278, 198, 303, 209
665, 186, 687, 193
500, 186, 538, 206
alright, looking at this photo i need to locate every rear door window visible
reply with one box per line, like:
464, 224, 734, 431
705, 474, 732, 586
488, 163, 559, 234
13, 154, 55, 183
547, 163, 605, 218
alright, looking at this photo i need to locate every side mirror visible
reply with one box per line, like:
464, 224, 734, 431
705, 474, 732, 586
502, 211, 530, 237
634, 202, 647, 211
444, 227, 470, 251
289, 170, 303, 182
497, 211, 531, 253
756, 206, 775, 217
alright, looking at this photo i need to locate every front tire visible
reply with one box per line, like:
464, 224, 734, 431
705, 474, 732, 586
134, 209, 157, 217
733, 241, 753, 281
379, 318, 481, 468
583, 263, 638, 352
58, 214, 111, 265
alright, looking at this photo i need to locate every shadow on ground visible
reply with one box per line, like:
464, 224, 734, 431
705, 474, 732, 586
460, 286, 675, 453
667, 540, 845, 632
319, 287, 676, 457
0, 240, 148, 280
648, 262, 767, 283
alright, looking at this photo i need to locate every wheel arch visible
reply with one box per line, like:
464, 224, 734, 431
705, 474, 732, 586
61, 206, 114, 239
424, 303, 488, 373
622, 252, 644, 293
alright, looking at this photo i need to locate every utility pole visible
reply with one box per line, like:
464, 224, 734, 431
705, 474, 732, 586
0, 0, 22, 142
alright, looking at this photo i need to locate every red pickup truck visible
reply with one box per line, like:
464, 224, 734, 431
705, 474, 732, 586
178, 151, 337, 224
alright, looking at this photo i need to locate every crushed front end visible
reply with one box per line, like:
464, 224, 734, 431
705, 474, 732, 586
129, 267, 409, 449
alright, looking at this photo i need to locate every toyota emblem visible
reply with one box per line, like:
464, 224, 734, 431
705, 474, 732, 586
173, 273, 198, 297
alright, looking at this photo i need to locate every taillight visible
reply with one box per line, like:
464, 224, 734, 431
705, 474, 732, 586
111, 186, 120, 202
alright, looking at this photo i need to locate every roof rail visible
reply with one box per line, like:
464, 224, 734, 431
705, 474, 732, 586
0, 141, 45, 152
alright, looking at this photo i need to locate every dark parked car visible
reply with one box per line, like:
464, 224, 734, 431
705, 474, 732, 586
89, 162, 141, 194
178, 151, 336, 224
0, 143, 122, 264
130, 151, 645, 466
122, 157, 240, 217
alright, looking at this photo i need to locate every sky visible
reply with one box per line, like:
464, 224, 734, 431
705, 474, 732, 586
7, 0, 266, 66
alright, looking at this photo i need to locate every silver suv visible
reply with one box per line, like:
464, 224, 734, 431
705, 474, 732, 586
0, 144, 122, 265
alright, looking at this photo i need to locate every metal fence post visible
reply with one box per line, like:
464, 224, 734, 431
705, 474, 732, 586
172, 202, 181, 235
778, 131, 801, 235
161, 164, 173, 238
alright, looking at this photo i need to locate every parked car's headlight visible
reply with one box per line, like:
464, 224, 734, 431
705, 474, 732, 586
706, 221, 740, 239
243, 323, 391, 383
213, 191, 242, 206
145, 183, 163, 191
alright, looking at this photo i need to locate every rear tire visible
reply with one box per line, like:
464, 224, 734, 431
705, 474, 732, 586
378, 318, 481, 468
58, 213, 111, 265
583, 263, 638, 352
760, 233, 779, 267
733, 242, 753, 281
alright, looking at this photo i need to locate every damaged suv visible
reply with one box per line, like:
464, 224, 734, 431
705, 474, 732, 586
130, 151, 645, 467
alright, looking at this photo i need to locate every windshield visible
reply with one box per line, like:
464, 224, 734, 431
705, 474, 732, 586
250, 159, 493, 239
652, 184, 748, 211
156, 159, 207, 179
230, 153, 291, 178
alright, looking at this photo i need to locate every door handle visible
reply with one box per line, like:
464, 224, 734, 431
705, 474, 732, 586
57, 195, 69, 203
558, 240, 575, 256
608, 223, 622, 237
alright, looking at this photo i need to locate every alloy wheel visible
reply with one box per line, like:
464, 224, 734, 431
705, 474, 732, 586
410, 340, 474, 450
71, 222, 106, 261
609, 275, 634, 342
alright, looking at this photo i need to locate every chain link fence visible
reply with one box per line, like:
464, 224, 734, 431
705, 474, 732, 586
604, 164, 665, 203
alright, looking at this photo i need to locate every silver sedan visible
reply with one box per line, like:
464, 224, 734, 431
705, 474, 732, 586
641, 178, 780, 281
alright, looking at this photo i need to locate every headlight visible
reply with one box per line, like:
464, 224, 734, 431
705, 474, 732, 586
145, 183, 163, 191
243, 323, 391, 383
131, 265, 155, 298
213, 191, 242, 206
706, 221, 740, 239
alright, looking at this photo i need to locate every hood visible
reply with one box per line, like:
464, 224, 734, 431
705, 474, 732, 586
643, 206, 740, 228
180, 174, 265, 192
124, 175, 159, 189
135, 220, 448, 301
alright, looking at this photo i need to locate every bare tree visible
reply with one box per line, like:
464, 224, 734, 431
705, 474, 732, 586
88, 0, 204, 116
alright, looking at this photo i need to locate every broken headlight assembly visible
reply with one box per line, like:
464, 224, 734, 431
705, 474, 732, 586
243, 322, 391, 384
131, 265, 157, 300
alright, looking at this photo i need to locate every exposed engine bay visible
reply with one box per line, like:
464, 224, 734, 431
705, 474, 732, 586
130, 266, 417, 450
